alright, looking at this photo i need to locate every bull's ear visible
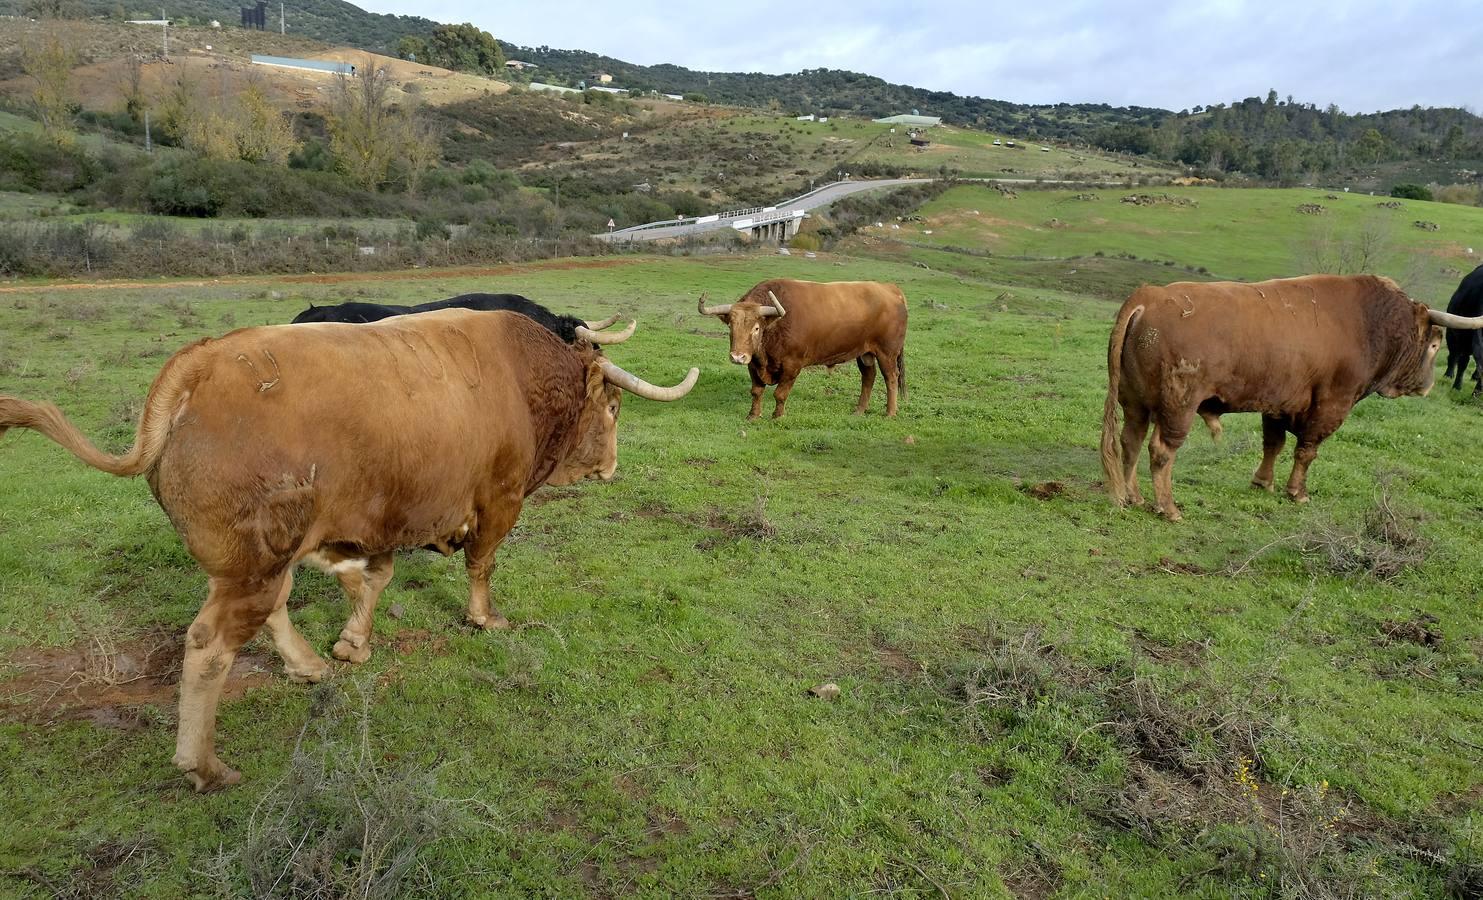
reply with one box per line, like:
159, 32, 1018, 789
585, 359, 608, 401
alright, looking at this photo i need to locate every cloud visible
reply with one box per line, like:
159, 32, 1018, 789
364, 0, 1482, 112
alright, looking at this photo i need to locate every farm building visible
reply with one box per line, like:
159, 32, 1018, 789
529, 82, 581, 95
589, 72, 613, 84
504, 60, 538, 71
250, 54, 355, 76
873, 114, 942, 127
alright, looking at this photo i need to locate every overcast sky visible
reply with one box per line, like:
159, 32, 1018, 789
363, 0, 1481, 113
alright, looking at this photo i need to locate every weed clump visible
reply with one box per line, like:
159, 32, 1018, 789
205, 681, 475, 899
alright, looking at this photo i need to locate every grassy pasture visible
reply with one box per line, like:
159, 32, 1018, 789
885, 184, 1483, 289
0, 240, 1481, 896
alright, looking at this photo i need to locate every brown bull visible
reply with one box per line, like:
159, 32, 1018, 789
1101, 274, 1483, 520
697, 278, 908, 419
0, 310, 699, 791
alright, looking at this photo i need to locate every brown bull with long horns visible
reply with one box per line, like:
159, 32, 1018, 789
0, 309, 700, 791
1101, 274, 1483, 520
697, 278, 908, 419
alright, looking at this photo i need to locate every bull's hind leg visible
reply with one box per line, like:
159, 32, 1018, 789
1119, 405, 1149, 507
263, 572, 328, 683
174, 573, 284, 791
332, 552, 395, 664
853, 354, 877, 415
1149, 410, 1194, 522
465, 499, 523, 631
1251, 415, 1287, 491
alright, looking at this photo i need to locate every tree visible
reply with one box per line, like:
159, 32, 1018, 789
425, 24, 503, 75
21, 30, 78, 143
234, 81, 299, 165
395, 36, 428, 62
327, 58, 439, 191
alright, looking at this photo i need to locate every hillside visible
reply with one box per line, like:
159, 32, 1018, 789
7, 0, 1483, 189
0, 0, 434, 53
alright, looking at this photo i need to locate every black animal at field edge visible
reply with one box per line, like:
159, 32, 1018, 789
1442, 264, 1483, 392
291, 293, 634, 347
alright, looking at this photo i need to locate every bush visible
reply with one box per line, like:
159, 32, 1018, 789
0, 131, 98, 193
1390, 183, 1432, 201
1433, 184, 1482, 207
789, 232, 821, 252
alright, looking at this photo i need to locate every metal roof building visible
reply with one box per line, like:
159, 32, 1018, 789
872, 114, 942, 127
250, 54, 355, 76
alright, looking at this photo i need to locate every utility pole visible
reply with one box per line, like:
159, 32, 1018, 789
280, 2, 285, 34
161, 9, 168, 59
144, 109, 152, 152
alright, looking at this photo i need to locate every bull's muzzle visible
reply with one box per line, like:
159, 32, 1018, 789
730, 353, 751, 365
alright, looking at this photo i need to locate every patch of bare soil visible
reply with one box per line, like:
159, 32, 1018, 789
0, 631, 272, 729
872, 638, 920, 678
389, 629, 450, 656
1379, 613, 1443, 649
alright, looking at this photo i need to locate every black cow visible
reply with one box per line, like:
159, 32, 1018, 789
1444, 265, 1483, 392
291, 294, 633, 346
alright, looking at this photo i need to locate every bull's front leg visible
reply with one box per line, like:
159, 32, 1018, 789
465, 500, 523, 631
1286, 411, 1344, 503
748, 366, 766, 420
1251, 415, 1286, 491
772, 370, 799, 419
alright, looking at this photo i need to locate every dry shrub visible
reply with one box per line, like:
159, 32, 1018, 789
64, 359, 95, 385
1300, 483, 1426, 581
205, 681, 476, 899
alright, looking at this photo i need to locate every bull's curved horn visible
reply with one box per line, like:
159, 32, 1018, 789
600, 359, 700, 401
697, 292, 733, 317
761, 290, 787, 318
575, 320, 636, 345
1428, 308, 1483, 330
584, 313, 622, 330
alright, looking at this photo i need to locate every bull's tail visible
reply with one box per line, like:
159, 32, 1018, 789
0, 340, 205, 478
1101, 303, 1143, 506
896, 348, 906, 401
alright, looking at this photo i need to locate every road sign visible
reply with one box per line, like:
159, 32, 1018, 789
606, 219, 615, 231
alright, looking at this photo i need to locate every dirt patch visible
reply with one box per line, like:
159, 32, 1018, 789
0, 631, 272, 729
281, 258, 634, 285
1378, 614, 1443, 649
389, 629, 450, 656
1132, 629, 1208, 668
0, 259, 639, 295
1023, 481, 1065, 501
872, 638, 920, 678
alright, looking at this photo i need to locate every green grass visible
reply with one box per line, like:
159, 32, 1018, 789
891, 184, 1483, 289
1, 247, 1481, 896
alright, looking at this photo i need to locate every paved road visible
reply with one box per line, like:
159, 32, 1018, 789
595, 176, 1133, 243
597, 178, 930, 243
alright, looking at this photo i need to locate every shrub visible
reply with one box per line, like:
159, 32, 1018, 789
1390, 183, 1432, 202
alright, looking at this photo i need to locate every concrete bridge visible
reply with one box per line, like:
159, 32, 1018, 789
595, 178, 931, 244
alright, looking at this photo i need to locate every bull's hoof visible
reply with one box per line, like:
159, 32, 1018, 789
467, 613, 512, 632
851, 408, 866, 416
332, 639, 372, 664
175, 754, 242, 793
1250, 478, 1275, 492
1287, 491, 1310, 504
746, 413, 761, 422
1158, 506, 1184, 523
285, 656, 330, 683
